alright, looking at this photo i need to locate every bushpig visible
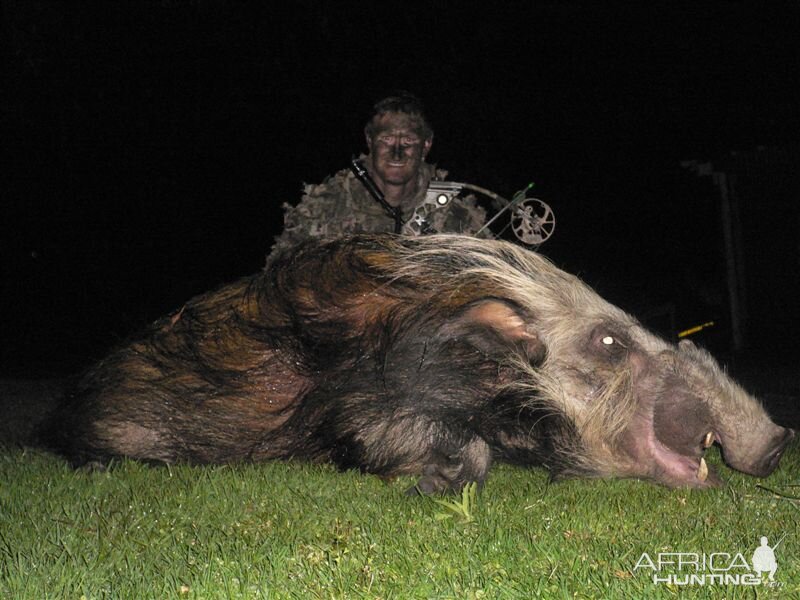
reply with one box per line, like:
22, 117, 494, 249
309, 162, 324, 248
39, 234, 794, 492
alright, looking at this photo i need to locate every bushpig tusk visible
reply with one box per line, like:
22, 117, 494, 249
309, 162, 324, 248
697, 457, 708, 482
703, 431, 714, 449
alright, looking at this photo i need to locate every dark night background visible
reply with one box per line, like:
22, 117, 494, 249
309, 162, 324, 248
2, 2, 799, 392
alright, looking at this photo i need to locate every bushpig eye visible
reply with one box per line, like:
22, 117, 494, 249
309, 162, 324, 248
594, 330, 628, 362
600, 334, 627, 349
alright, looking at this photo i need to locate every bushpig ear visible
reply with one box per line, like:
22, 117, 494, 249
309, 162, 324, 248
441, 299, 546, 364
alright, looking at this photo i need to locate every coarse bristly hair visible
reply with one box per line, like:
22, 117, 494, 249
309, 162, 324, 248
343, 235, 646, 476
36, 233, 792, 492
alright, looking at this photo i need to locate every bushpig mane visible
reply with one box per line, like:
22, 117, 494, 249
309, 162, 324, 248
261, 235, 644, 479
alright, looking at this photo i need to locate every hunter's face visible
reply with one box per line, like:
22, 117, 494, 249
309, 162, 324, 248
366, 112, 432, 187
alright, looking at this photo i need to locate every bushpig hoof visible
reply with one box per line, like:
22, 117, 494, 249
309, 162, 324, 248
405, 437, 492, 495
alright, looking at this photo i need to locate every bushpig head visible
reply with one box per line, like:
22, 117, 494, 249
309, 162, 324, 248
535, 316, 794, 488
37, 234, 794, 492
446, 244, 794, 489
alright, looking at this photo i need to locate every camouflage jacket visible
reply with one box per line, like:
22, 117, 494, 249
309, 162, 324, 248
270, 160, 488, 256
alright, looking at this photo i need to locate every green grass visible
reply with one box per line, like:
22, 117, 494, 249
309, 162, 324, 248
1, 444, 799, 599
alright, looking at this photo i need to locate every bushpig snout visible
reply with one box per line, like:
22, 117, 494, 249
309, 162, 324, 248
720, 425, 794, 478
737, 427, 795, 477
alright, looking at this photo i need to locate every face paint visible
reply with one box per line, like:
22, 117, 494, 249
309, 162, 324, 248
366, 112, 431, 188
391, 140, 403, 161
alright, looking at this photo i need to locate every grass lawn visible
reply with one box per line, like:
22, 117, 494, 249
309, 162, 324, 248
1, 442, 798, 599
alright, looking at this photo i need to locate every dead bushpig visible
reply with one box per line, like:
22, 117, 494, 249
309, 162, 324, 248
38, 234, 794, 492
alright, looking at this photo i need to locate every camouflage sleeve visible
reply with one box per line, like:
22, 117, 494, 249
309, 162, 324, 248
269, 179, 348, 256
269, 198, 316, 256
428, 193, 490, 238
455, 193, 491, 238
269, 169, 393, 259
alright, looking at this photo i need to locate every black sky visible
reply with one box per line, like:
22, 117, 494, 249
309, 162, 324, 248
3, 2, 799, 375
